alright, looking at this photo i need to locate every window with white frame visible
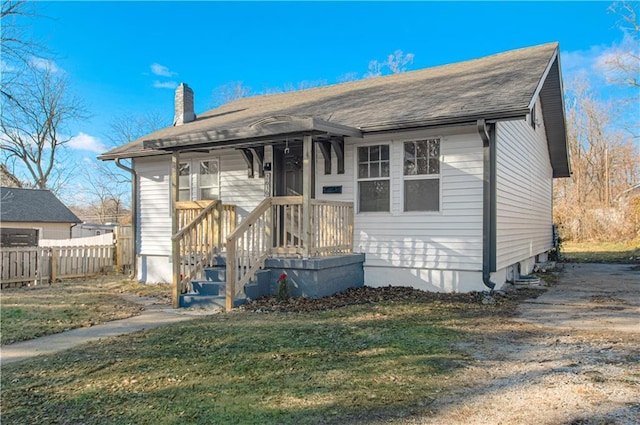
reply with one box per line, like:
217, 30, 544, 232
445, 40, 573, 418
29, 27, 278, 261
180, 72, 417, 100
403, 139, 440, 211
198, 160, 219, 200
357, 144, 390, 212
178, 162, 191, 201
178, 158, 220, 201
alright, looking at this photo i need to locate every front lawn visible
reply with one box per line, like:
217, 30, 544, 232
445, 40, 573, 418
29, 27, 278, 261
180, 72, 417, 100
0, 277, 171, 345
0, 289, 536, 424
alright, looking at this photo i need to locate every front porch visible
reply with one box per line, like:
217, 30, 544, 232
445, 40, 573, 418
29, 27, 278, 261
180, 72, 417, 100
172, 196, 360, 310
154, 118, 364, 310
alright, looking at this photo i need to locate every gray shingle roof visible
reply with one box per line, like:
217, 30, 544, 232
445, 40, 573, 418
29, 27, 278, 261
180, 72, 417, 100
99, 42, 568, 176
0, 187, 82, 224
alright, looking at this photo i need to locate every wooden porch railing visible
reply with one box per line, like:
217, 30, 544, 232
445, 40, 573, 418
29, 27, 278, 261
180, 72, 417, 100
310, 199, 354, 255
172, 201, 237, 306
225, 197, 278, 311
225, 196, 353, 311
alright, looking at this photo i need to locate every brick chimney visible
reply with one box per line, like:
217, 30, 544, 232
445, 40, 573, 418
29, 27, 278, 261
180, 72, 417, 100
174, 83, 195, 125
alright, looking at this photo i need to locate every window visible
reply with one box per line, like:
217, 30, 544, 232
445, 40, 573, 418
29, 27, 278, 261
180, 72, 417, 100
178, 162, 190, 201
403, 139, 440, 211
199, 160, 219, 200
178, 158, 219, 201
358, 145, 390, 212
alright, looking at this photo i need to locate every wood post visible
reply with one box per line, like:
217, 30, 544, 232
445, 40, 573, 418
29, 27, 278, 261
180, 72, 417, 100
49, 247, 57, 284
216, 201, 223, 251
302, 134, 313, 257
114, 227, 122, 273
226, 243, 236, 312
171, 151, 180, 308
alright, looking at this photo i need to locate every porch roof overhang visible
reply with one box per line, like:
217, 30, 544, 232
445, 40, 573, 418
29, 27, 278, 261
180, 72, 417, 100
141, 116, 362, 154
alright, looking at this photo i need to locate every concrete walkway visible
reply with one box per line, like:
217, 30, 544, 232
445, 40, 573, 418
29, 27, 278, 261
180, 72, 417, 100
516, 262, 640, 333
1, 301, 218, 365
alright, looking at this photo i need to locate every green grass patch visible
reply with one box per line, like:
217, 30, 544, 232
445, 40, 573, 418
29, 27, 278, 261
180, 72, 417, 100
1, 301, 484, 424
562, 239, 640, 263
0, 277, 171, 345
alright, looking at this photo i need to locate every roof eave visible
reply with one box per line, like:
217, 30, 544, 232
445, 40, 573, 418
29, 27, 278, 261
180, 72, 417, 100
538, 50, 571, 178
141, 116, 362, 153
360, 110, 530, 134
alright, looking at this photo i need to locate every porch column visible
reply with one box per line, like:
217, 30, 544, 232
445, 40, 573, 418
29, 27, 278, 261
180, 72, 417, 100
302, 134, 313, 257
171, 151, 180, 308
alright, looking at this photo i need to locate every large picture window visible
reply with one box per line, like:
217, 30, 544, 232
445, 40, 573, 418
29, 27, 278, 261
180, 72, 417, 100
358, 145, 390, 212
403, 139, 440, 211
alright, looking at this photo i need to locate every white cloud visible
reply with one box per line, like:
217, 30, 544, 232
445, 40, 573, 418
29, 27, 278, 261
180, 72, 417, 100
562, 34, 639, 85
150, 63, 177, 77
67, 132, 107, 153
153, 80, 178, 89
593, 33, 640, 84
29, 57, 61, 73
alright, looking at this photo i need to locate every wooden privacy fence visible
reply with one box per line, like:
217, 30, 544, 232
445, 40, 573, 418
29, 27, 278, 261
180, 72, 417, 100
1, 244, 115, 288
114, 226, 133, 274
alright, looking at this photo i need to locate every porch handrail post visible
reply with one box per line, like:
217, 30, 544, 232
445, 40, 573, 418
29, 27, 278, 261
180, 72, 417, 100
302, 134, 313, 257
171, 151, 180, 308
215, 201, 223, 251
226, 242, 236, 311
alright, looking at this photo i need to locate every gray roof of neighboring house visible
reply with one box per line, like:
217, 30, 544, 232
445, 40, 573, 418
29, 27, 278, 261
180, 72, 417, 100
99, 42, 569, 177
0, 187, 82, 224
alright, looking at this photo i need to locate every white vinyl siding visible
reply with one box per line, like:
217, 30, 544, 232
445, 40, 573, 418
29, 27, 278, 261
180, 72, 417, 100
218, 149, 270, 221
136, 157, 172, 256
495, 100, 553, 270
316, 128, 483, 273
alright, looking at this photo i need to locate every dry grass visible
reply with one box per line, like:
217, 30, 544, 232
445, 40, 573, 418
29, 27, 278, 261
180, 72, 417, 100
0, 276, 171, 345
562, 239, 640, 263
0, 289, 541, 424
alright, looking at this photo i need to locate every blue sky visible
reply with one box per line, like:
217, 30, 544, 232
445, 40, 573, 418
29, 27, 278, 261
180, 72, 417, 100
18, 1, 639, 204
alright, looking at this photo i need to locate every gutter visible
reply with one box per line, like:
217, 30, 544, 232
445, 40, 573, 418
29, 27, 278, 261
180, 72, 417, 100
477, 119, 497, 291
115, 158, 137, 279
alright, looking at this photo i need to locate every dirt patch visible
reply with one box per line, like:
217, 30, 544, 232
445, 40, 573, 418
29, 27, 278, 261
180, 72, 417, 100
381, 263, 640, 425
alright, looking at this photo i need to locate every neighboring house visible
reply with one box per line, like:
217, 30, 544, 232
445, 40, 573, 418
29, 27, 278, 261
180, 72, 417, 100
71, 222, 117, 238
0, 187, 82, 246
99, 42, 570, 301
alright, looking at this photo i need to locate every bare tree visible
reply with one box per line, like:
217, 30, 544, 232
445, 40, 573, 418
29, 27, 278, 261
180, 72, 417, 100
106, 110, 168, 148
605, 2, 639, 89
605, 1, 640, 137
210, 81, 253, 107
365, 50, 415, 78
0, 62, 87, 191
91, 110, 168, 210
554, 77, 640, 241
1, 1, 47, 107
80, 162, 130, 224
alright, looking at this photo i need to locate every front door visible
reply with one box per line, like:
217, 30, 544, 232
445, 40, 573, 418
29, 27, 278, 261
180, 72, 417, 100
273, 144, 307, 247
274, 144, 303, 196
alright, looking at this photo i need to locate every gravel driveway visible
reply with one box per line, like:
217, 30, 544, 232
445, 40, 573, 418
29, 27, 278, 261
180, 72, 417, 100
389, 262, 640, 425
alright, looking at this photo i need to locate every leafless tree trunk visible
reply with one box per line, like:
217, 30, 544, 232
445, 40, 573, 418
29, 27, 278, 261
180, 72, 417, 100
0, 62, 87, 192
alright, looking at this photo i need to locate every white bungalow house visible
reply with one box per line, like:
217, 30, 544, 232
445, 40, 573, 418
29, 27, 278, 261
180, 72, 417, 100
99, 42, 570, 310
